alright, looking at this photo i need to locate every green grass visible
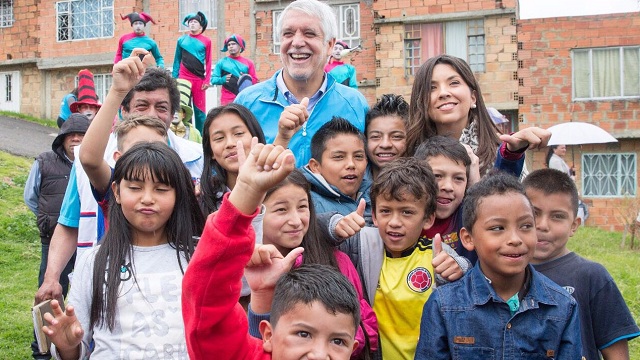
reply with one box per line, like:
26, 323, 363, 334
0, 149, 638, 358
0, 152, 41, 358
0, 111, 57, 129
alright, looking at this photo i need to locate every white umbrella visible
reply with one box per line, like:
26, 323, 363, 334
487, 107, 509, 125
547, 122, 618, 146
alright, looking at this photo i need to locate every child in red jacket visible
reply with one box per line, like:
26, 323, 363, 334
182, 143, 361, 359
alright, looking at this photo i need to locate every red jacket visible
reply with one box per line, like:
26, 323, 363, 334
183, 193, 270, 359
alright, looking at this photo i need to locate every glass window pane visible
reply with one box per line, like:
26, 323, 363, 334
623, 48, 640, 96
592, 48, 621, 97
445, 20, 467, 59
573, 50, 591, 98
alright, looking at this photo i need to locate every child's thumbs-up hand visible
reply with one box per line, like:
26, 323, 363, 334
334, 199, 367, 239
431, 234, 464, 282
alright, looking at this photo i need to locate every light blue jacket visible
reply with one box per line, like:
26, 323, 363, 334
235, 70, 368, 167
301, 165, 373, 226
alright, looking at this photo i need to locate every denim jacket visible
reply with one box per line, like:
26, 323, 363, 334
415, 264, 583, 360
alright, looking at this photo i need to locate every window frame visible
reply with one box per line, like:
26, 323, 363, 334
582, 152, 637, 198
272, 3, 361, 54
403, 19, 485, 76
55, 0, 114, 42
572, 46, 640, 101
0, 0, 14, 28
178, 0, 216, 32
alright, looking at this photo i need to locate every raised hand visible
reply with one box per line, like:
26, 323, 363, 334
245, 245, 304, 314
245, 245, 304, 293
229, 143, 295, 215
110, 48, 150, 95
42, 300, 84, 358
334, 199, 367, 239
461, 143, 481, 186
431, 234, 464, 282
499, 126, 551, 152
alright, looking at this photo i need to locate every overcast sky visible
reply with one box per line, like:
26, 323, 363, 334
519, 0, 639, 19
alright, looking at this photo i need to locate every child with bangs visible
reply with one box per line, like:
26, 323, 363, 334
365, 94, 409, 180
182, 142, 363, 360
303, 117, 373, 225
43, 142, 204, 358
247, 169, 378, 359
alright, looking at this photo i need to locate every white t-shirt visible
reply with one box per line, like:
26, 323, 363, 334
56, 243, 189, 359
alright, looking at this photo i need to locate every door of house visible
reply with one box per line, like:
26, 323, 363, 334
0, 71, 20, 113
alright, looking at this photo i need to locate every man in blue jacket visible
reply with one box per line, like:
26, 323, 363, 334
235, 0, 368, 167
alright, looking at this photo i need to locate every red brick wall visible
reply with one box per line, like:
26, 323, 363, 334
518, 12, 640, 231
1, 0, 39, 60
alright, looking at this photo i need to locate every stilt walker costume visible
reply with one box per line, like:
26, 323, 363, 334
210, 34, 259, 105
172, 11, 212, 133
324, 40, 358, 88
115, 12, 164, 67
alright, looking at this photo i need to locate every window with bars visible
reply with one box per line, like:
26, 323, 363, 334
56, 0, 114, 41
582, 153, 637, 197
272, 3, 360, 54
573, 47, 640, 100
179, 0, 216, 31
4, 73, 12, 102
0, 0, 14, 28
403, 19, 485, 76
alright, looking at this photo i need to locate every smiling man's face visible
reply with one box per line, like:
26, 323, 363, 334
279, 10, 333, 87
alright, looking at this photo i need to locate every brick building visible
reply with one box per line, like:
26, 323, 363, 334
372, 0, 519, 128
518, 12, 640, 231
0, 0, 378, 118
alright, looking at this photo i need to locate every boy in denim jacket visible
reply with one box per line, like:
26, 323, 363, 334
415, 172, 583, 360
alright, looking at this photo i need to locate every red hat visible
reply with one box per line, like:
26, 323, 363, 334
70, 69, 101, 113
120, 12, 156, 25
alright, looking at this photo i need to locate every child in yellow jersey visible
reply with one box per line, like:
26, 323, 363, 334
327, 157, 471, 359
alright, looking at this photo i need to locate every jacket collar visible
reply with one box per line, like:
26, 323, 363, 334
469, 264, 559, 311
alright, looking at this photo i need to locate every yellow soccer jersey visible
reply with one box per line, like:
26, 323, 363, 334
374, 236, 434, 360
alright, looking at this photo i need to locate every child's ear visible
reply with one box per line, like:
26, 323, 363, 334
422, 212, 436, 231
569, 216, 581, 237
351, 339, 360, 354
112, 182, 121, 204
308, 158, 321, 174
460, 227, 475, 251
260, 320, 274, 353
113, 150, 122, 162
372, 209, 379, 227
